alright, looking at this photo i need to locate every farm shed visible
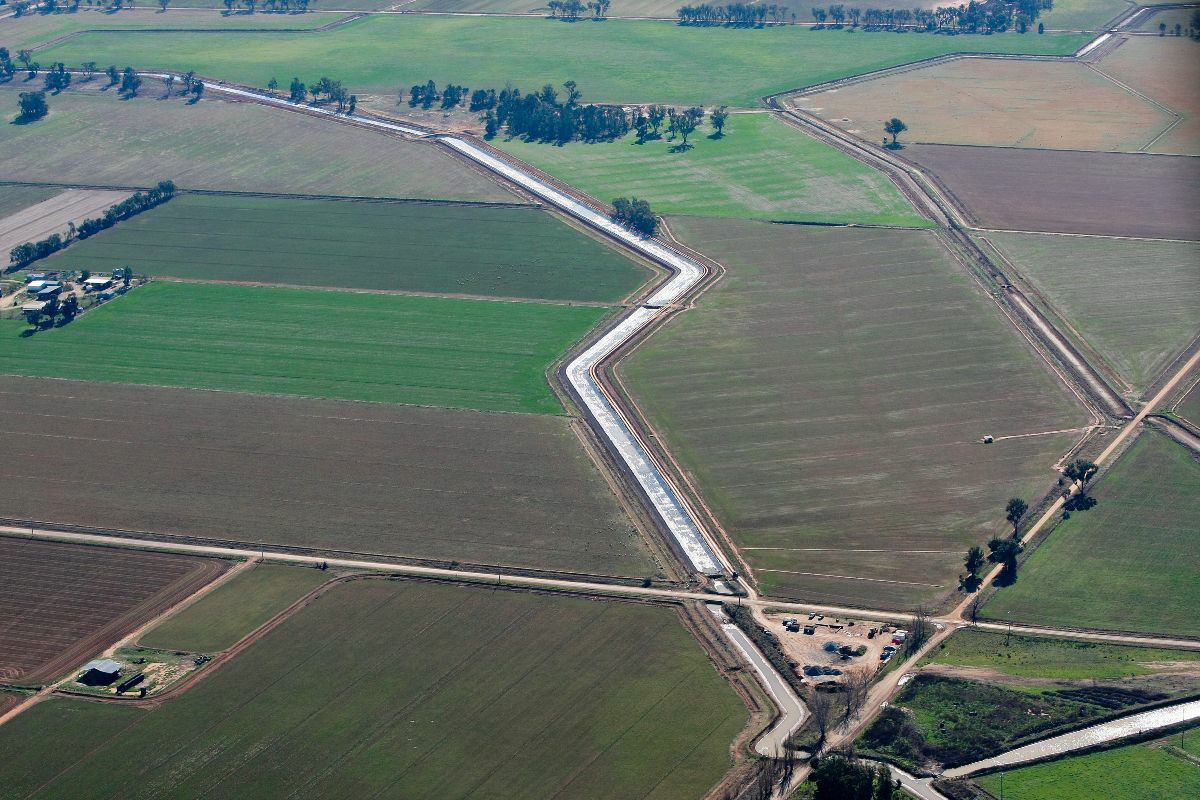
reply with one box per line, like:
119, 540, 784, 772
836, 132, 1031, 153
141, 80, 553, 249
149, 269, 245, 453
79, 658, 123, 686
83, 276, 113, 291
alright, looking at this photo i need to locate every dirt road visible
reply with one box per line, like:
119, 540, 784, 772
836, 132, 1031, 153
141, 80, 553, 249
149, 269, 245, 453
0, 189, 128, 258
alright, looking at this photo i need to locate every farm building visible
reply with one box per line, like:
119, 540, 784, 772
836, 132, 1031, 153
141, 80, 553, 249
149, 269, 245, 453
20, 301, 48, 314
83, 276, 113, 291
79, 658, 123, 686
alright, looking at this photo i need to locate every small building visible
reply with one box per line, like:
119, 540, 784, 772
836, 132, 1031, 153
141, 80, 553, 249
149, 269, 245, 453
25, 272, 47, 283
34, 285, 62, 300
25, 280, 49, 292
79, 659, 123, 686
83, 275, 113, 291
21, 301, 49, 314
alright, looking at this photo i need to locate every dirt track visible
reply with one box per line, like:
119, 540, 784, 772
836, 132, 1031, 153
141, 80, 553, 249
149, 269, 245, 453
0, 189, 128, 258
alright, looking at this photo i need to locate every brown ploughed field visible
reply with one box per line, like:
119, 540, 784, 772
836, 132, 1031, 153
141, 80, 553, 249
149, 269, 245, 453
903, 144, 1200, 240
0, 376, 654, 577
0, 537, 226, 685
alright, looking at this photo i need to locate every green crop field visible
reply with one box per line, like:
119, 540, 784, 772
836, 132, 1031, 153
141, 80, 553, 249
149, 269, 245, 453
920, 628, 1200, 681
0, 85, 516, 202
139, 565, 330, 653
0, 580, 748, 800
983, 232, 1200, 394
982, 430, 1200, 636
1038, 0, 1133, 30
38, 194, 652, 302
0, 282, 607, 413
973, 727, 1200, 800
620, 219, 1086, 608
0, 186, 61, 219
0, 7, 351, 51
496, 112, 929, 225
36, 17, 1089, 106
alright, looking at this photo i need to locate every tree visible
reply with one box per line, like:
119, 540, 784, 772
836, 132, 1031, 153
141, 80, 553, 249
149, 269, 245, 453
1005, 497, 1028, 535
267, 77, 279, 91
1037, 21, 1044, 33
988, 536, 1023, 581
884, 117, 907, 146
347, 95, 356, 115
807, 689, 838, 745
17, 90, 48, 122
483, 110, 499, 138
181, 70, 195, 94
647, 104, 666, 135
106, 65, 120, 86
1159, 22, 1167, 36
223, 0, 234, 10
1063, 458, 1098, 485
43, 63, 71, 94
81, 62, 98, 82
710, 105, 729, 137
811, 755, 874, 800
119, 67, 141, 97
872, 763, 899, 800
159, 0, 170, 9
842, 664, 873, 722
672, 106, 704, 146
289, 77, 306, 103
965, 545, 986, 577
191, 80, 205, 101
907, 605, 931, 651
162, 74, 175, 97
611, 196, 658, 236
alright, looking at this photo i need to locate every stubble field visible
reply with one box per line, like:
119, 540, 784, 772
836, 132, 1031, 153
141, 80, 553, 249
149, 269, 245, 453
0, 376, 655, 575
981, 232, 1200, 395
0, 579, 749, 800
0, 281, 607, 414
620, 219, 1086, 608
0, 86, 517, 202
0, 186, 60, 220
981, 429, 1200, 636
0, 537, 227, 685
36, 194, 652, 302
903, 144, 1200, 240
1097, 36, 1200, 155
496, 112, 929, 226
34, 17, 1089, 106
798, 57, 1173, 152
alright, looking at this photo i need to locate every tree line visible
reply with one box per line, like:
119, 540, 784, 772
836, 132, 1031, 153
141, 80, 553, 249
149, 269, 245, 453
808, 0, 1052, 34
547, 0, 611, 19
9, 182, 176, 269
284, 76, 355, 113
677, 3, 792, 25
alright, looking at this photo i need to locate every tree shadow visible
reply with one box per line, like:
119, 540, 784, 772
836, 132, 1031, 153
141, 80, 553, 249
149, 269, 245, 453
706, 131, 724, 140
668, 142, 694, 153
991, 567, 1018, 588
10, 114, 45, 125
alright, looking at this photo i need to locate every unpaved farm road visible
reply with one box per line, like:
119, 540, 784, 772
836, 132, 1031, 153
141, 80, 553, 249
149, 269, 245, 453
0, 189, 129, 259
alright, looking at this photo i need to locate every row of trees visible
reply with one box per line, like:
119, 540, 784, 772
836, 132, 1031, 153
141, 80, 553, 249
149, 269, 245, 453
218, 0, 316, 12
809, 0, 1051, 34
283, 76, 354, 112
677, 3, 792, 25
960, 458, 1099, 592
479, 82, 633, 143
547, 0, 611, 19
10, 181, 176, 269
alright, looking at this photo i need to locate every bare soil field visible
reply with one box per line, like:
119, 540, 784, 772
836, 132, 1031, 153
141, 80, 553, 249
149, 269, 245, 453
0, 376, 656, 576
0, 189, 129, 260
0, 85, 519, 202
0, 186, 59, 220
797, 58, 1173, 152
981, 232, 1200, 394
0, 537, 227, 686
903, 144, 1200, 240
620, 219, 1087, 608
1177, 381, 1200, 427
1098, 36, 1200, 155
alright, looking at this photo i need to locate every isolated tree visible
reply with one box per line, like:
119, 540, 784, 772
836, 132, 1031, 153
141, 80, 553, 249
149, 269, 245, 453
80, 62, 98, 82
987, 536, 1023, 580
347, 95, 356, 114
159, 0, 170, 9
181, 70, 195, 94
267, 77, 279, 91
106, 65, 120, 87
807, 689, 838, 745
289, 77, 306, 103
1037, 21, 1044, 33
1159, 21, 1167, 35
1063, 458, 1098, 485
965, 545, 986, 578
1005, 497, 1028, 536
162, 74, 175, 97
907, 605, 931, 651
884, 117, 907, 146
191, 80, 205, 100
119, 67, 141, 97
710, 105, 729, 137
16, 90, 48, 122
842, 664, 873, 722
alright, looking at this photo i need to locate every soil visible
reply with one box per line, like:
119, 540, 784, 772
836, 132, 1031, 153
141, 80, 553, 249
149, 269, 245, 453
764, 611, 895, 685
901, 144, 1200, 240
0, 189, 129, 257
